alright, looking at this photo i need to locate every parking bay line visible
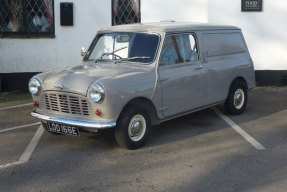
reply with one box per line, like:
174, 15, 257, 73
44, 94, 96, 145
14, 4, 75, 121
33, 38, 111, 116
0, 122, 41, 133
212, 108, 266, 150
19, 125, 44, 163
0, 125, 44, 170
0, 103, 32, 111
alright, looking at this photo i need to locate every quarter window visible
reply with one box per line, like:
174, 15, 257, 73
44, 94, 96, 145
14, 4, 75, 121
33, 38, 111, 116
0, 0, 54, 37
203, 33, 245, 57
159, 33, 199, 66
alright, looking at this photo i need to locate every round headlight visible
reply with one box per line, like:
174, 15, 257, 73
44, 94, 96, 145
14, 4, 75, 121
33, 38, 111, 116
89, 83, 105, 103
29, 78, 41, 95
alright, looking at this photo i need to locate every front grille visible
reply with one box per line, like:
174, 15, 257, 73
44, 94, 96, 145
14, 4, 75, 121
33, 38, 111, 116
44, 93, 89, 116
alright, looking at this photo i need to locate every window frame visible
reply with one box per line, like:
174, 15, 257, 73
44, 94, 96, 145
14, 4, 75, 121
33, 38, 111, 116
111, 0, 141, 26
159, 32, 200, 67
0, 0, 55, 38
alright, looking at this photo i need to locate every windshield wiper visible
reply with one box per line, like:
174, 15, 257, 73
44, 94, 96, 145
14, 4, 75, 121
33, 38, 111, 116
120, 56, 151, 62
94, 46, 127, 62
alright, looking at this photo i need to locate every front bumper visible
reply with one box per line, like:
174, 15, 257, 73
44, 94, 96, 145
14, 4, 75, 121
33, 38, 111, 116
31, 111, 116, 130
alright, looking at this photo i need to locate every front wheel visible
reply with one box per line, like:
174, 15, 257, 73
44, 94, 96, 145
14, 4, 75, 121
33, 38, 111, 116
115, 107, 151, 149
224, 80, 248, 115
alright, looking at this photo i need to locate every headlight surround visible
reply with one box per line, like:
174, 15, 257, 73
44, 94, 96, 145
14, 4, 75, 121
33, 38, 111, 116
28, 78, 41, 95
89, 82, 105, 103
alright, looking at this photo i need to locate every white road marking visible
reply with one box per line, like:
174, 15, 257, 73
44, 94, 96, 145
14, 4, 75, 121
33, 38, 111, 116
0, 103, 32, 111
0, 161, 23, 169
0, 122, 41, 133
19, 126, 44, 163
0, 126, 44, 170
213, 108, 266, 150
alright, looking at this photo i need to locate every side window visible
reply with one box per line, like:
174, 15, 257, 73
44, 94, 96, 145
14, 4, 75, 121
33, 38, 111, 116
188, 34, 199, 61
159, 33, 199, 66
203, 33, 245, 57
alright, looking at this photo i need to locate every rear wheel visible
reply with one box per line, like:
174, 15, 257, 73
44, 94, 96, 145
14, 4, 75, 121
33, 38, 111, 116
115, 107, 151, 149
224, 80, 248, 115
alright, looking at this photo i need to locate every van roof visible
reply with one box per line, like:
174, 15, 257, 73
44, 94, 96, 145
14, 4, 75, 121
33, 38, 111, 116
100, 22, 240, 33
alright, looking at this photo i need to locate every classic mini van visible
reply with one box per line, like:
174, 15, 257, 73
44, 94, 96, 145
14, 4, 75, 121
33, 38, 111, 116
29, 22, 255, 149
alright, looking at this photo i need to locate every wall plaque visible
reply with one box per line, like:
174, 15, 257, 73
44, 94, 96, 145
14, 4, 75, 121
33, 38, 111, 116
242, 0, 262, 12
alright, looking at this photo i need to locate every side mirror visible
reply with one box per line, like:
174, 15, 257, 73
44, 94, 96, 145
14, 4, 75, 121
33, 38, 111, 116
81, 47, 86, 56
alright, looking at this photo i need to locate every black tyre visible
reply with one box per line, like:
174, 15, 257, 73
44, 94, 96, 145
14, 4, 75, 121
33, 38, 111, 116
115, 107, 151, 149
224, 80, 248, 115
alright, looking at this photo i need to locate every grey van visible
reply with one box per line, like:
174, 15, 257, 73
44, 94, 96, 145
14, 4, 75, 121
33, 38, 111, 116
29, 22, 255, 149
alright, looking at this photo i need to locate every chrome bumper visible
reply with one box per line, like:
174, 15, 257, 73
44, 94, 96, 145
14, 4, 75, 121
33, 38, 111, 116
31, 111, 116, 129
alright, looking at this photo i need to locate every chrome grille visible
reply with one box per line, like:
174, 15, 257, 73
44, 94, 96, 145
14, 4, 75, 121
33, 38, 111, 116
44, 93, 89, 116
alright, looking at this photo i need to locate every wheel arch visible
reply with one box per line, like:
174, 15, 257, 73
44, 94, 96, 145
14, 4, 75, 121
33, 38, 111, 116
226, 76, 248, 99
117, 97, 159, 126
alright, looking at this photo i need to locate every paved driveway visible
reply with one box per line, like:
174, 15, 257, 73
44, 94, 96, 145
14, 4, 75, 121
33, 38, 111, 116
0, 87, 287, 192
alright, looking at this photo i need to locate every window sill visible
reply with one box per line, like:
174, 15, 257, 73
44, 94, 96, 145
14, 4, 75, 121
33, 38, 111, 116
0, 35, 56, 39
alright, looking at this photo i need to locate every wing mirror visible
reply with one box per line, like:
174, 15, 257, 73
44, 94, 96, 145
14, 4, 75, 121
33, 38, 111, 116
81, 47, 86, 56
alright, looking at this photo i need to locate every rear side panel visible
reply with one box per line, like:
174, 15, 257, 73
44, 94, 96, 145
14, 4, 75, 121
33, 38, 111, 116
200, 30, 255, 104
240, 31, 256, 89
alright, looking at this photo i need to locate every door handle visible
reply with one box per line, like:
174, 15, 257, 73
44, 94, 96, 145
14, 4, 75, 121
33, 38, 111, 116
158, 78, 168, 82
194, 65, 203, 70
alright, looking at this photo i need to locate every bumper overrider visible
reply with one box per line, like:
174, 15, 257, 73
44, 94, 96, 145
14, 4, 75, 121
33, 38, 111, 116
31, 111, 116, 131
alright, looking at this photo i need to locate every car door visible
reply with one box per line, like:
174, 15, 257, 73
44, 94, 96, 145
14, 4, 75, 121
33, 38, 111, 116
157, 33, 206, 117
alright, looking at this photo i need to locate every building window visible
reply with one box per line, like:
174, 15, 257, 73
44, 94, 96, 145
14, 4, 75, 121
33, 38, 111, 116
0, 0, 54, 37
112, 0, 141, 25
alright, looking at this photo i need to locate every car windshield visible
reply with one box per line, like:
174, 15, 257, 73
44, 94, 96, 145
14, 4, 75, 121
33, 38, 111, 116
87, 32, 160, 63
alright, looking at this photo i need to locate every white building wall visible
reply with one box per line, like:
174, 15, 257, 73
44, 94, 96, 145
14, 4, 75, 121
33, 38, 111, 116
141, 0, 208, 23
1, 0, 286, 73
0, 0, 111, 73
208, 0, 287, 70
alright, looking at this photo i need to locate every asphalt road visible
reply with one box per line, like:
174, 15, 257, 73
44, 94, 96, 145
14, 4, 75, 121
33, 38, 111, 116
0, 87, 287, 192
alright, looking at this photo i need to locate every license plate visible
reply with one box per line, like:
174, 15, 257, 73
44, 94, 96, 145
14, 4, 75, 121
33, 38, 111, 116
47, 122, 80, 136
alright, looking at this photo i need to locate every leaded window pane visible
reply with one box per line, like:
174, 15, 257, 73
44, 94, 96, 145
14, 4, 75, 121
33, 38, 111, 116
0, 0, 54, 36
112, 0, 140, 25
25, 0, 54, 33
0, 0, 24, 32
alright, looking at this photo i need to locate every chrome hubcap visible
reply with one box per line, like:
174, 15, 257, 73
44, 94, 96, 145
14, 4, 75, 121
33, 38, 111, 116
234, 89, 245, 109
131, 121, 142, 136
128, 114, 146, 142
